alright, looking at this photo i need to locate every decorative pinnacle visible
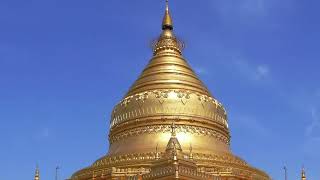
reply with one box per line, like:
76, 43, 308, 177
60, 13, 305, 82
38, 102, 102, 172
34, 165, 40, 180
162, 0, 173, 30
301, 166, 306, 180
156, 143, 159, 152
171, 122, 176, 137
155, 143, 160, 160
189, 144, 193, 160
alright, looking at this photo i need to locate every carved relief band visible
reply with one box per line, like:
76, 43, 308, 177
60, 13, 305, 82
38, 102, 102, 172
109, 124, 230, 145
110, 89, 229, 129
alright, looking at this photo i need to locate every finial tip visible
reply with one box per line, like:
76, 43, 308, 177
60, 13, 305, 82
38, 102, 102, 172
162, 0, 173, 30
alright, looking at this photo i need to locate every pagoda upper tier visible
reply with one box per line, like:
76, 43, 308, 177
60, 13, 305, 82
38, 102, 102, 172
108, 2, 230, 156
125, 8, 211, 97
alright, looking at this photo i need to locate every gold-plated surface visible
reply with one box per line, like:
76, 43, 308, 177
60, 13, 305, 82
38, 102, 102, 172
70, 1, 270, 180
142, 125, 216, 180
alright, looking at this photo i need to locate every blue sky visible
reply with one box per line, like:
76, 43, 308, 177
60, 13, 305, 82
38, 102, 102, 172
0, 0, 319, 179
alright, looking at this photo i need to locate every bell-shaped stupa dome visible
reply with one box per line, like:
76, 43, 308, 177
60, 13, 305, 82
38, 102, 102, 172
70, 1, 270, 179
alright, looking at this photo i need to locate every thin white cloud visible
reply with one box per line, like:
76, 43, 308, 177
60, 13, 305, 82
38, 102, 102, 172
254, 65, 270, 80
230, 58, 270, 82
304, 137, 320, 158
303, 100, 320, 159
212, 0, 271, 21
277, 88, 320, 158
33, 127, 50, 140
241, 0, 267, 14
236, 115, 270, 137
194, 66, 209, 76
306, 108, 320, 138
209, 0, 297, 29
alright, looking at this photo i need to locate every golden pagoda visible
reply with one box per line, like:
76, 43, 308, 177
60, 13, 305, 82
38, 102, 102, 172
70, 1, 270, 179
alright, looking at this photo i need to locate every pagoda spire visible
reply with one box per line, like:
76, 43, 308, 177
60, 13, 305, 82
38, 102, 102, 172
34, 166, 40, 180
162, 0, 173, 30
301, 167, 306, 180
151, 0, 186, 56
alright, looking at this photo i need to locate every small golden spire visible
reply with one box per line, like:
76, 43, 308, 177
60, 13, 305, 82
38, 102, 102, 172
189, 144, 193, 160
155, 143, 160, 160
162, 0, 173, 30
301, 166, 306, 180
34, 166, 40, 180
171, 122, 176, 137
166, 122, 183, 153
